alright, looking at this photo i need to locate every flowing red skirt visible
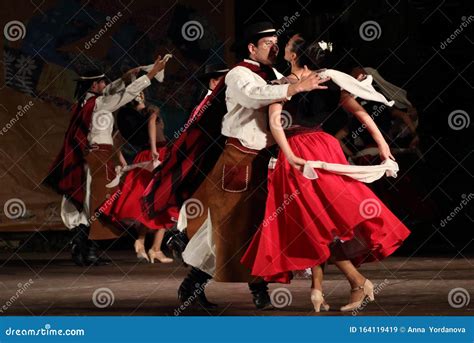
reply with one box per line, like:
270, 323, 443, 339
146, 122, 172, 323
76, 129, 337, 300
103, 147, 178, 230
241, 130, 411, 283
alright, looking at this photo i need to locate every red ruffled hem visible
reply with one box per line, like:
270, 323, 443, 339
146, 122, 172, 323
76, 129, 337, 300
241, 131, 410, 283
102, 148, 178, 230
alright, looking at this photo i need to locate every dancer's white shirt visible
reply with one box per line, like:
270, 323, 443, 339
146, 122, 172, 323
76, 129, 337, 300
88, 75, 151, 145
182, 60, 288, 272
221, 59, 289, 150
61, 75, 151, 229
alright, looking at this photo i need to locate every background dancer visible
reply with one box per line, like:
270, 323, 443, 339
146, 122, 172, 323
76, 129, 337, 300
44, 56, 169, 266
105, 104, 175, 264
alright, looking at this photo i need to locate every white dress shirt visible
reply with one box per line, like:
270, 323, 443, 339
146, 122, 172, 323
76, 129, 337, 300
221, 59, 289, 150
88, 75, 151, 145
62, 75, 151, 229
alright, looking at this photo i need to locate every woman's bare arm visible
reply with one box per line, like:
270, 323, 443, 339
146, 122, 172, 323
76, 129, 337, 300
340, 91, 395, 160
148, 110, 159, 160
268, 102, 306, 170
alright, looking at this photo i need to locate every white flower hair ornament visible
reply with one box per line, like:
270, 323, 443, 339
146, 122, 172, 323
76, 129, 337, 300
318, 41, 333, 52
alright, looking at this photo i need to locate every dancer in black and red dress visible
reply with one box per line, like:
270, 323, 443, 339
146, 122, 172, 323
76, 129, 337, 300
241, 33, 410, 312
106, 103, 177, 263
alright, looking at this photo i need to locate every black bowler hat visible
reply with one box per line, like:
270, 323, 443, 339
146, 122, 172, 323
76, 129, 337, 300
197, 63, 229, 82
243, 21, 277, 44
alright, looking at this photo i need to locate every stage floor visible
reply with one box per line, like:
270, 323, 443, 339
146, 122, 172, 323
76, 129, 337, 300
0, 252, 472, 316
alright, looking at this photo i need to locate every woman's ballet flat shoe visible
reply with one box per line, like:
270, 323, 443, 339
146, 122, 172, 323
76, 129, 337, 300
148, 249, 173, 264
340, 279, 374, 312
311, 289, 330, 312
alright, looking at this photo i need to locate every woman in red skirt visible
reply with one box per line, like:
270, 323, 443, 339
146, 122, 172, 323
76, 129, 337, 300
241, 34, 410, 312
107, 104, 177, 263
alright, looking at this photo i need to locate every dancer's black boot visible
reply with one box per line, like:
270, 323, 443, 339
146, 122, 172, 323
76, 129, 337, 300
70, 225, 110, 266
178, 267, 217, 309
83, 240, 111, 266
164, 225, 189, 262
249, 281, 272, 310
70, 224, 88, 266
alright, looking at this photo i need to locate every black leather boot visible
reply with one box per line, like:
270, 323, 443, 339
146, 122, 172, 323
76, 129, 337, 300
70, 225, 110, 266
83, 240, 111, 266
70, 225, 88, 266
249, 281, 272, 310
178, 267, 217, 309
164, 225, 189, 262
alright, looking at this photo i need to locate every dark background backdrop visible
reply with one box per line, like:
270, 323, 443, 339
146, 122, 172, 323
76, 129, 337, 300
0, 0, 472, 256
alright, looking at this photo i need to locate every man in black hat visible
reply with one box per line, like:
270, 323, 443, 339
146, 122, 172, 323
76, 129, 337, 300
185, 63, 229, 130
44, 56, 168, 266
176, 22, 329, 310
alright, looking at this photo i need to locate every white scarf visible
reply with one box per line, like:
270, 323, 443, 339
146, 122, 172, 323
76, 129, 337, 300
268, 158, 399, 183
318, 69, 395, 107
